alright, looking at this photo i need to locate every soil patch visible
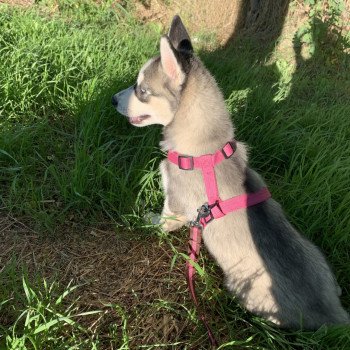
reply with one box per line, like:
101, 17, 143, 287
0, 213, 195, 347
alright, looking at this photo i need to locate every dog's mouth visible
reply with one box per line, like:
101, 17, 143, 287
128, 115, 150, 125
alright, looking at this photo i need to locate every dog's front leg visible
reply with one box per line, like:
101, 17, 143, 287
160, 160, 188, 232
161, 198, 188, 232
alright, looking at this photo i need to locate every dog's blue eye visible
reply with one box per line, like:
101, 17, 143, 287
140, 88, 147, 94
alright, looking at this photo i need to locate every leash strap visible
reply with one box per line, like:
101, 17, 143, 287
187, 224, 218, 347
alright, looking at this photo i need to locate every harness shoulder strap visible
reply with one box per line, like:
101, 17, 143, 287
167, 140, 236, 170
168, 141, 237, 204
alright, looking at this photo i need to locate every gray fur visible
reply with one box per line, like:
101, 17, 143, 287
168, 15, 193, 53
113, 16, 349, 329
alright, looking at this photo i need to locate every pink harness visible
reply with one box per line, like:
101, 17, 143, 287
167, 140, 271, 347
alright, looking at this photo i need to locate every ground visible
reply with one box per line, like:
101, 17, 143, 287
0, 212, 197, 347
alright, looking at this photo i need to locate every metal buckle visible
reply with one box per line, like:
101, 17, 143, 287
202, 209, 214, 224
222, 141, 236, 159
197, 202, 215, 225
178, 155, 194, 170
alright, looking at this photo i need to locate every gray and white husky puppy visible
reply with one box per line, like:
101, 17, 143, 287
112, 16, 349, 329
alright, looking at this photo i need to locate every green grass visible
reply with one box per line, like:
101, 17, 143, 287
1, 1, 350, 349
0, 263, 129, 349
0, 1, 163, 230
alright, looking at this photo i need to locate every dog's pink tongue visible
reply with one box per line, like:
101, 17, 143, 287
130, 116, 143, 124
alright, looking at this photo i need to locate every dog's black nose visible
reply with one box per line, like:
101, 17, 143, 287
111, 95, 118, 107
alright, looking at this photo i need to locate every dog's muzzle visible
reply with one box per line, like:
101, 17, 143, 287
111, 94, 118, 107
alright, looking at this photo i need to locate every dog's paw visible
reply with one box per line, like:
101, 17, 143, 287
161, 215, 188, 232
337, 285, 342, 296
161, 219, 178, 232
144, 212, 162, 225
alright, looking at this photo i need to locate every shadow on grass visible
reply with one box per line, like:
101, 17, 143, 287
193, 1, 350, 347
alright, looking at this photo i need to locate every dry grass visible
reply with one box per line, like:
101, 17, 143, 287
134, 0, 245, 45
0, 0, 34, 6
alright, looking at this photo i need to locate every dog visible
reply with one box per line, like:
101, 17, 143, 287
112, 15, 349, 330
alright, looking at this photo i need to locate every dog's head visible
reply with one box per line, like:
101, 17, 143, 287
112, 15, 193, 127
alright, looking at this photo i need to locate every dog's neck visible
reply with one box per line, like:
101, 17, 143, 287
162, 61, 234, 156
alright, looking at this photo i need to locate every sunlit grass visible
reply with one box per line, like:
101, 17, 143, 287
1, 273, 102, 349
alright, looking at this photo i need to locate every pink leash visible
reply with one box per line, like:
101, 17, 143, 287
168, 140, 271, 347
187, 224, 218, 347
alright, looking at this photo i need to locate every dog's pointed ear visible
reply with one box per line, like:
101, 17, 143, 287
168, 15, 193, 53
160, 36, 185, 85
